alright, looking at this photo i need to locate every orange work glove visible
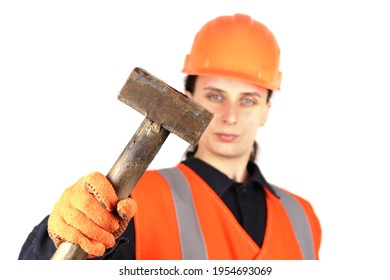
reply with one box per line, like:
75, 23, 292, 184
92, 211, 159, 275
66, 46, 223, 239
47, 172, 137, 257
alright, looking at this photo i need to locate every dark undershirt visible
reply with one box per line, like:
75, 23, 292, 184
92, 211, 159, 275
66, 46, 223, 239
183, 157, 276, 247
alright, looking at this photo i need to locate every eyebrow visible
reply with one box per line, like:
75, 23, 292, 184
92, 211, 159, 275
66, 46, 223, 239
241, 92, 263, 99
202, 87, 263, 98
202, 86, 225, 93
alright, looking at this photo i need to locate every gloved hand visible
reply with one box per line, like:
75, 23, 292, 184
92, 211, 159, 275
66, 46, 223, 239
47, 172, 137, 257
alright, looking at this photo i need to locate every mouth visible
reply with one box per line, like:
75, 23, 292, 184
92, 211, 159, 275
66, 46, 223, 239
215, 133, 239, 142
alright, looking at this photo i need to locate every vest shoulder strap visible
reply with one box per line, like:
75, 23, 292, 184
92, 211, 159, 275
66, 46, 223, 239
271, 184, 316, 260
157, 167, 208, 259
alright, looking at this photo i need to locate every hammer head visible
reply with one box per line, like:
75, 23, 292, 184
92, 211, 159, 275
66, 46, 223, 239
118, 67, 214, 145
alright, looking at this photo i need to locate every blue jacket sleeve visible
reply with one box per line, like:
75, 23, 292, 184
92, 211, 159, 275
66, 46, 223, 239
18, 216, 56, 260
18, 216, 136, 260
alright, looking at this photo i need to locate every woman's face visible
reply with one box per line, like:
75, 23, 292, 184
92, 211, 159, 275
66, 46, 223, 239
187, 75, 271, 162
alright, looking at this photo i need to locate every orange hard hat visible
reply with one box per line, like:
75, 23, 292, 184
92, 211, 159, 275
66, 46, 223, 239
182, 14, 282, 91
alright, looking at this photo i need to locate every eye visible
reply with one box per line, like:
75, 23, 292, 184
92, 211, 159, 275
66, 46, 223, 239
207, 93, 223, 102
241, 97, 257, 106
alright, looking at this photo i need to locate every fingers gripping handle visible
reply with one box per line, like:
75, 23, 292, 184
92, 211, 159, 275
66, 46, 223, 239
51, 119, 170, 260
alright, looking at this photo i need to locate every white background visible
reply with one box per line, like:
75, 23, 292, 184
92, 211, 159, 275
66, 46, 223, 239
1, 0, 389, 277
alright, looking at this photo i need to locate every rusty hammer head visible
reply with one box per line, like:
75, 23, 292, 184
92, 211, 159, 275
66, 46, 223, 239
118, 67, 214, 145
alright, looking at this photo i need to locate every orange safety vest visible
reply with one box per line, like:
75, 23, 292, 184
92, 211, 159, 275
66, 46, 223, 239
131, 163, 321, 260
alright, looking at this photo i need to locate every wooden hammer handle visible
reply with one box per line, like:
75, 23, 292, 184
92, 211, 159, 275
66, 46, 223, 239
51, 118, 170, 260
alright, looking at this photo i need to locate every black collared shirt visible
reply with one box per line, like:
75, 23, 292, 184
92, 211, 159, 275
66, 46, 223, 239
183, 157, 275, 247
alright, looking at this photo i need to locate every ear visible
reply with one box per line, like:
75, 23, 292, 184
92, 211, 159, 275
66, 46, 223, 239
258, 101, 272, 127
184, 90, 193, 98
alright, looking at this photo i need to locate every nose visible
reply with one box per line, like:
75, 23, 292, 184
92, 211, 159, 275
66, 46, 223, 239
221, 102, 237, 125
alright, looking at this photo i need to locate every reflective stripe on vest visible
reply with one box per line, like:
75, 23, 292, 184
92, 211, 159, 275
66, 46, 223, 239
158, 168, 208, 259
272, 185, 315, 260
158, 167, 315, 260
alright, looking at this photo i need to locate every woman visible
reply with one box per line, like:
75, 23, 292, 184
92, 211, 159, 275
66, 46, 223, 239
19, 13, 321, 260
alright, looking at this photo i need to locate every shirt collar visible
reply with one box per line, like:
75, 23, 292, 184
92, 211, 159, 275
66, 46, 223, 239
181, 157, 278, 198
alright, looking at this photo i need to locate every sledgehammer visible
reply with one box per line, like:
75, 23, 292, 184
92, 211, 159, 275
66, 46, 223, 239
51, 67, 213, 260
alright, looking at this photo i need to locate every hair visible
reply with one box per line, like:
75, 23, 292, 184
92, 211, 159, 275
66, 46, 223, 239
183, 75, 271, 162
